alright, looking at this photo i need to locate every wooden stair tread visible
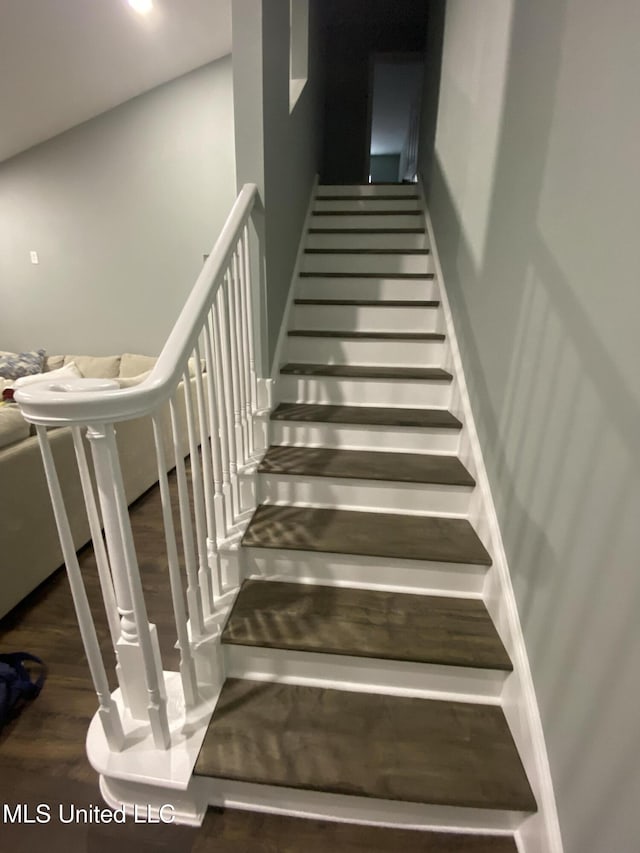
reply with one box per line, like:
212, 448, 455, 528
308, 227, 425, 234
294, 298, 439, 307
280, 363, 453, 381
316, 194, 420, 201
242, 504, 492, 566
300, 271, 434, 279
305, 247, 430, 255
258, 445, 476, 487
312, 210, 423, 217
271, 402, 462, 429
288, 330, 445, 340
222, 579, 512, 671
194, 810, 518, 853
194, 679, 535, 812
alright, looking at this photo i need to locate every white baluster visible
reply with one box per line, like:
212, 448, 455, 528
208, 308, 233, 533
238, 230, 254, 458
169, 396, 205, 641
225, 268, 245, 468
232, 249, 249, 463
89, 423, 170, 750
71, 427, 121, 654
202, 318, 227, 546
181, 367, 213, 620
217, 275, 241, 520
151, 415, 199, 710
193, 339, 222, 603
243, 223, 258, 414
36, 426, 125, 752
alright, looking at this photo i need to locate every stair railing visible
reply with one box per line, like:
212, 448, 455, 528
15, 183, 267, 752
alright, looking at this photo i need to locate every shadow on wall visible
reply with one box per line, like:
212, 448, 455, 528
427, 0, 640, 850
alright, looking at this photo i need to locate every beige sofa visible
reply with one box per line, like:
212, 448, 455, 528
0, 352, 189, 620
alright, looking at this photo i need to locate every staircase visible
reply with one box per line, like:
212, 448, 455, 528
19, 181, 553, 850
192, 183, 537, 845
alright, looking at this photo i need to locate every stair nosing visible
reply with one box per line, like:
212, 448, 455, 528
304, 248, 430, 255
311, 210, 423, 217
308, 227, 425, 234
270, 403, 463, 430
299, 272, 435, 279
288, 330, 446, 340
258, 445, 476, 488
293, 299, 440, 307
279, 363, 453, 381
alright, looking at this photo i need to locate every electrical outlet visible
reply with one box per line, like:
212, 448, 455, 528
30, 250, 39, 264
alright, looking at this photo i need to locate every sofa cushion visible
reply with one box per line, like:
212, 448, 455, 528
119, 353, 157, 378
117, 370, 152, 389
44, 354, 65, 372
63, 354, 121, 379
0, 404, 30, 449
14, 361, 83, 389
0, 349, 46, 380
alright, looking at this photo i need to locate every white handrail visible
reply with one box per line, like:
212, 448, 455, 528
13, 182, 268, 758
15, 183, 260, 426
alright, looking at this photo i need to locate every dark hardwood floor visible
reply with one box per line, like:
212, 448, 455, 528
0, 469, 516, 851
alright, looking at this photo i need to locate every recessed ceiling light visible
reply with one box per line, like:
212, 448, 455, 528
128, 0, 153, 14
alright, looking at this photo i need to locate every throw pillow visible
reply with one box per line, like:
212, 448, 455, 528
63, 354, 121, 379
14, 361, 83, 389
0, 349, 45, 381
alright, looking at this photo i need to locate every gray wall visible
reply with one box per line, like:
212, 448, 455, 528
0, 57, 236, 356
419, 2, 640, 851
232, 0, 323, 370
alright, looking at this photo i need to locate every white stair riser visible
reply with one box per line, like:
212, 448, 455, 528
224, 645, 506, 702
287, 336, 445, 365
201, 779, 528, 833
259, 476, 473, 515
269, 420, 460, 454
311, 213, 425, 229
317, 184, 419, 197
298, 275, 437, 301
302, 253, 433, 275
292, 304, 441, 333
243, 548, 486, 596
103, 774, 529, 832
314, 198, 421, 212
306, 232, 428, 250
277, 375, 452, 408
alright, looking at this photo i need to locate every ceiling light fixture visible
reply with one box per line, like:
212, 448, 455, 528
128, 0, 153, 14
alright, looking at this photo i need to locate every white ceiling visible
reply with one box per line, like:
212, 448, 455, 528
0, 0, 232, 163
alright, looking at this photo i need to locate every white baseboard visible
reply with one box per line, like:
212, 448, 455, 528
420, 183, 563, 853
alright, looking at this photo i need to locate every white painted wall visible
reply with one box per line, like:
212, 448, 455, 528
0, 57, 236, 356
420, 2, 640, 851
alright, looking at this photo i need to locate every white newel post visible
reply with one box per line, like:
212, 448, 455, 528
36, 426, 125, 752
87, 423, 170, 749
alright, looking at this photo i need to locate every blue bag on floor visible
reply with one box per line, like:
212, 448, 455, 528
0, 652, 45, 730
